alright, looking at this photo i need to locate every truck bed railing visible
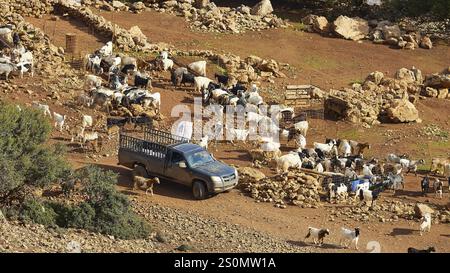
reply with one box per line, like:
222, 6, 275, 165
144, 128, 190, 146
119, 134, 167, 159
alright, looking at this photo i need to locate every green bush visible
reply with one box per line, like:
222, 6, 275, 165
19, 198, 57, 227
76, 165, 118, 203
0, 103, 70, 203
90, 192, 151, 239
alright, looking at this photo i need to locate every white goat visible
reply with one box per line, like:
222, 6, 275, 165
419, 213, 431, 236
293, 120, 309, 137
32, 102, 51, 117
53, 112, 66, 132
188, 60, 207, 76
85, 74, 102, 90
339, 139, 352, 157
276, 152, 302, 174
99, 41, 113, 57
198, 135, 209, 150
161, 58, 174, 71
82, 115, 93, 130
194, 76, 212, 93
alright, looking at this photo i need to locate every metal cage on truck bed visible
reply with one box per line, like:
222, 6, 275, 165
143, 128, 190, 145
119, 134, 167, 159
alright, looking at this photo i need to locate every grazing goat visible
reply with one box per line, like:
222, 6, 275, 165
305, 227, 330, 246
357, 188, 382, 207
82, 115, 93, 130
339, 139, 352, 157
161, 58, 174, 71
215, 73, 229, 86
133, 176, 160, 196
276, 153, 302, 174
76, 94, 94, 107
194, 76, 212, 93
293, 120, 309, 137
188, 60, 207, 76
198, 135, 209, 150
340, 227, 360, 250
134, 73, 151, 89
99, 41, 113, 57
407, 247, 436, 253
171, 67, 188, 86
85, 74, 102, 90
53, 112, 66, 132
419, 213, 431, 236
400, 159, 425, 176
314, 141, 335, 155
32, 101, 51, 117
0, 63, 16, 80
434, 179, 443, 199
349, 140, 371, 157
421, 176, 430, 196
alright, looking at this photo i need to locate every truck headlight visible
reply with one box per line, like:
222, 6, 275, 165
211, 176, 222, 185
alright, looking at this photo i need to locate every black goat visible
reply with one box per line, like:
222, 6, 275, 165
229, 83, 246, 96
121, 64, 136, 74
134, 74, 151, 89
407, 247, 436, 253
181, 72, 195, 86
214, 73, 229, 86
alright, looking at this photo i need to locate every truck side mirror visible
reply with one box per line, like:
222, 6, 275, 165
178, 161, 187, 168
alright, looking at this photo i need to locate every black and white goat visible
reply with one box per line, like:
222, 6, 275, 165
304, 227, 330, 246
340, 227, 360, 250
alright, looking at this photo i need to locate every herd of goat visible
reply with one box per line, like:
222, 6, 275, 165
1, 28, 448, 253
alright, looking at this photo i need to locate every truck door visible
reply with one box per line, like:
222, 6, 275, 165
165, 151, 192, 186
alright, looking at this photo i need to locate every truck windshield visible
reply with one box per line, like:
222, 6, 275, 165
186, 150, 215, 167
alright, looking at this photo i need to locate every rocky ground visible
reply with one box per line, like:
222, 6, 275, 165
0, 200, 314, 253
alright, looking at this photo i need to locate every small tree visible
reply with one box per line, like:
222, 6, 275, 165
0, 103, 69, 204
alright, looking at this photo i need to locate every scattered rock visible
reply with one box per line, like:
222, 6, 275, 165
333, 16, 369, 41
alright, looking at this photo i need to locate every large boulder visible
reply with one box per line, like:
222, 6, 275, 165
414, 203, 434, 218
129, 25, 147, 45
395, 68, 416, 84
250, 0, 273, 17
420, 36, 433, 49
387, 99, 419, 123
131, 2, 146, 12
302, 15, 329, 33
381, 24, 401, 40
366, 71, 384, 85
424, 74, 450, 89
333, 16, 369, 41
111, 0, 126, 10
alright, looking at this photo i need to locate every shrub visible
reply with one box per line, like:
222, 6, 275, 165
19, 198, 57, 227
0, 103, 69, 203
75, 165, 118, 203
90, 192, 151, 240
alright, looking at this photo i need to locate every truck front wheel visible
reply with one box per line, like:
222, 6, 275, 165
192, 181, 207, 200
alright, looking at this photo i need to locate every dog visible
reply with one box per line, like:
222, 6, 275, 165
133, 176, 160, 196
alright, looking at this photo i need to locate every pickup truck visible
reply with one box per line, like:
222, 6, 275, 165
118, 128, 238, 199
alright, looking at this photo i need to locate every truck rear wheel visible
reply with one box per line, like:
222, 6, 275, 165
192, 181, 207, 200
132, 165, 148, 179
